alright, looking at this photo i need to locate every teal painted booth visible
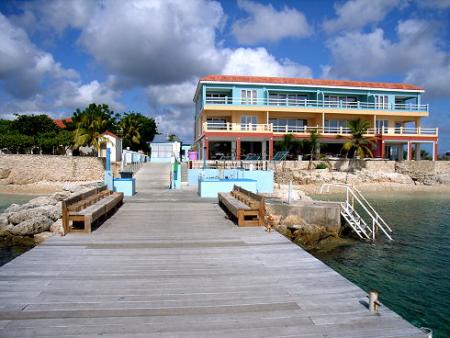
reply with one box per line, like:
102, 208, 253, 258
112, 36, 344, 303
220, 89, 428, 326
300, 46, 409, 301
113, 178, 136, 196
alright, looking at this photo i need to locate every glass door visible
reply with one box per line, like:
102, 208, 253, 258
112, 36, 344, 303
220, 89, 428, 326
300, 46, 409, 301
240, 115, 257, 131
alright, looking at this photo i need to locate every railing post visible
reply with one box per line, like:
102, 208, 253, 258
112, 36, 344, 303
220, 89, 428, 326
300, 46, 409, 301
418, 127, 421, 135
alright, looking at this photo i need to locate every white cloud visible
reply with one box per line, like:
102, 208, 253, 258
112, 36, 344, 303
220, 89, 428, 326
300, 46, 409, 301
232, 0, 311, 44
222, 48, 312, 78
417, 0, 450, 10
11, 0, 95, 34
54, 80, 123, 111
147, 81, 198, 106
0, 13, 78, 99
78, 0, 226, 86
0, 13, 121, 116
323, 0, 403, 33
323, 19, 450, 98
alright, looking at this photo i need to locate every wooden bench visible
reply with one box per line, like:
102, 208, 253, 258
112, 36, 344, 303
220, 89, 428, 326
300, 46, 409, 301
62, 186, 124, 234
218, 185, 265, 227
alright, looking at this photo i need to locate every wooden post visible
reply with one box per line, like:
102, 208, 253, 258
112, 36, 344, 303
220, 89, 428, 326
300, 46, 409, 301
369, 290, 380, 313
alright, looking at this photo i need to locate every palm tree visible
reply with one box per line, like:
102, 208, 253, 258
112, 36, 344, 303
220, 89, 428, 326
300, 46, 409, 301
167, 134, 179, 142
307, 129, 321, 169
341, 119, 375, 177
119, 113, 141, 149
341, 119, 375, 159
73, 104, 113, 153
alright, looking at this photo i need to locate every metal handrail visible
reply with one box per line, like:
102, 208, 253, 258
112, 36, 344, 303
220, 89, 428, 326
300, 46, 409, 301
204, 97, 429, 112
353, 187, 392, 232
320, 183, 393, 241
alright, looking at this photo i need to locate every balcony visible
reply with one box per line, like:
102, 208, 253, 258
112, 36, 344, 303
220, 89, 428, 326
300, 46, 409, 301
203, 97, 428, 113
202, 122, 438, 137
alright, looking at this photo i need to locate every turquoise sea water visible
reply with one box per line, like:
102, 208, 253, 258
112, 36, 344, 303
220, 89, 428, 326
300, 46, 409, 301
0, 193, 36, 213
0, 193, 36, 266
312, 191, 450, 338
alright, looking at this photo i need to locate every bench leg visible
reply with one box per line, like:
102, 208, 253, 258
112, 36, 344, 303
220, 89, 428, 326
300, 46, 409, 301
85, 216, 92, 233
237, 211, 245, 226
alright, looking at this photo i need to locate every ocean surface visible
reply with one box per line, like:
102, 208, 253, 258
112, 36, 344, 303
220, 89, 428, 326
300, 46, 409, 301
0, 193, 36, 266
312, 191, 450, 338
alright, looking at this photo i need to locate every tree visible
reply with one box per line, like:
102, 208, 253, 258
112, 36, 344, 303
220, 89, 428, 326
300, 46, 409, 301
341, 119, 375, 159
307, 129, 321, 169
167, 134, 179, 142
0, 133, 34, 153
72, 104, 115, 152
118, 112, 157, 152
10, 114, 57, 136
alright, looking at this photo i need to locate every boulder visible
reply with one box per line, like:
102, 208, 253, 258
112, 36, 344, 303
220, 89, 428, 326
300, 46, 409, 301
52, 191, 71, 201
436, 174, 450, 185
34, 231, 53, 244
0, 214, 8, 226
0, 168, 11, 179
4, 203, 24, 213
8, 216, 53, 236
50, 219, 64, 235
63, 183, 84, 193
8, 205, 61, 225
27, 196, 58, 207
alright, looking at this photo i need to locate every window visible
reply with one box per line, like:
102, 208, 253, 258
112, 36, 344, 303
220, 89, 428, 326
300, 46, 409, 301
324, 96, 339, 108
376, 120, 388, 133
324, 120, 349, 133
269, 118, 307, 132
206, 92, 229, 104
240, 115, 257, 131
269, 92, 308, 106
375, 95, 389, 109
207, 118, 227, 130
269, 93, 286, 105
241, 89, 257, 104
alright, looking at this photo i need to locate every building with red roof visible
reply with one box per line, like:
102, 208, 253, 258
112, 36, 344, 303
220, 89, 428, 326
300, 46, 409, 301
193, 75, 438, 161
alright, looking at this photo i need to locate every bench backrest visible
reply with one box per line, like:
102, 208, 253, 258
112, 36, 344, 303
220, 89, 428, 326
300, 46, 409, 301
62, 185, 107, 208
233, 185, 264, 202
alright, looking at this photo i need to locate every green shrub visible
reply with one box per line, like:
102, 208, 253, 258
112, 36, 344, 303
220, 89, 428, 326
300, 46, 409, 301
315, 162, 328, 169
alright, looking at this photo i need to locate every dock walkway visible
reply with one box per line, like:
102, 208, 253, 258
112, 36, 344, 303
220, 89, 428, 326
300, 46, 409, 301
0, 163, 426, 337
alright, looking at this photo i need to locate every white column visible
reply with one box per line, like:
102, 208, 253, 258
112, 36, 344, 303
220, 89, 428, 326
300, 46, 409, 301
415, 143, 421, 161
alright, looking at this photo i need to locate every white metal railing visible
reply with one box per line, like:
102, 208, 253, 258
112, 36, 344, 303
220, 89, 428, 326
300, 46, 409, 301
320, 184, 393, 241
202, 122, 438, 136
121, 150, 149, 173
204, 97, 429, 112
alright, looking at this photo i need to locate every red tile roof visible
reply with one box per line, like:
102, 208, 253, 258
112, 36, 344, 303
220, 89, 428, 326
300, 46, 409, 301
102, 130, 119, 138
53, 118, 72, 129
200, 75, 424, 91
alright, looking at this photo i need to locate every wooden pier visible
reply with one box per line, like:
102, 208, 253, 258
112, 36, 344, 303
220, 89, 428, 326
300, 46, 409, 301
0, 164, 427, 337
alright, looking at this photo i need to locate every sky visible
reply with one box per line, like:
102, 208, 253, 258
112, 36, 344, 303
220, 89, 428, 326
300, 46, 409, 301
0, 0, 449, 151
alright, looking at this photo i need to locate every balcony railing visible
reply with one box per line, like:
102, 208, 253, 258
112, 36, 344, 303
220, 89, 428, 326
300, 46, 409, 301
204, 97, 429, 112
203, 122, 438, 136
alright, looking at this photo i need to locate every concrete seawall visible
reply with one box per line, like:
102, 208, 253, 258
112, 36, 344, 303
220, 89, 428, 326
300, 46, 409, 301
0, 155, 104, 185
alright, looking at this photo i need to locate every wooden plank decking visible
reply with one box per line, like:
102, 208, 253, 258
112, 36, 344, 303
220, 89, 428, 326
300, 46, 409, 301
0, 163, 426, 337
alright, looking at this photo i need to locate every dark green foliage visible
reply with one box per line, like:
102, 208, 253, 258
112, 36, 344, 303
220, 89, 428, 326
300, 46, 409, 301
167, 134, 179, 142
10, 114, 58, 136
0, 104, 158, 155
0, 133, 34, 153
315, 162, 328, 169
341, 119, 375, 159
118, 112, 157, 152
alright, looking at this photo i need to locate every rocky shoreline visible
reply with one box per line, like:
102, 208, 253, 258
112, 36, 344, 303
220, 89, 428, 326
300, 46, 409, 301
0, 182, 102, 247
